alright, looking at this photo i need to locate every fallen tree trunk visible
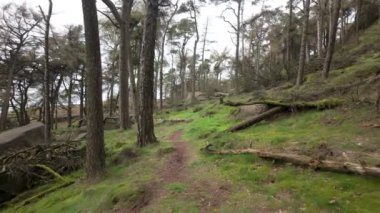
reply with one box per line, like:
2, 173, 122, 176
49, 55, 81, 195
204, 147, 380, 177
227, 98, 343, 132
224, 98, 343, 110
229, 107, 284, 132
156, 119, 193, 125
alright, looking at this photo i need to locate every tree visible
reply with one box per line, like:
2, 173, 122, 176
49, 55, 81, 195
137, 0, 159, 147
81, 0, 105, 179
101, 0, 133, 129
158, 1, 178, 109
296, 0, 310, 86
168, 18, 194, 99
187, 0, 200, 104
39, 0, 53, 141
321, 0, 341, 79
285, 0, 294, 80
220, 0, 244, 93
0, 3, 40, 130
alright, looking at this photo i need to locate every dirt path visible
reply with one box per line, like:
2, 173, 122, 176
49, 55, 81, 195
137, 130, 229, 213
160, 130, 190, 183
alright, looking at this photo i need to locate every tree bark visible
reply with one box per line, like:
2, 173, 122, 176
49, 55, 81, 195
79, 66, 85, 120
67, 73, 73, 127
235, 0, 242, 93
81, 0, 105, 179
118, 0, 133, 129
190, 0, 199, 104
355, 0, 362, 44
296, 0, 311, 86
137, 0, 159, 146
321, 0, 341, 79
201, 18, 209, 92
285, 0, 294, 80
39, 0, 53, 142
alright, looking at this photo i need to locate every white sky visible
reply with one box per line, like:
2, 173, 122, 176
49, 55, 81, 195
10, 0, 286, 57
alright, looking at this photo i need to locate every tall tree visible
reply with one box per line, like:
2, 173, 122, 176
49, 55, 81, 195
81, 0, 105, 179
159, 1, 178, 109
39, 0, 53, 141
296, 0, 310, 86
285, 0, 293, 80
137, 0, 159, 147
101, 0, 133, 129
355, 0, 362, 44
189, 0, 200, 104
0, 3, 40, 131
321, 0, 341, 79
220, 0, 244, 93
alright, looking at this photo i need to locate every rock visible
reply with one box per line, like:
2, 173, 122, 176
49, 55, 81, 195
0, 122, 45, 155
235, 104, 269, 120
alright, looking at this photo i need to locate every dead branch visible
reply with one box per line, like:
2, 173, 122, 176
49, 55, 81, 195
204, 147, 380, 177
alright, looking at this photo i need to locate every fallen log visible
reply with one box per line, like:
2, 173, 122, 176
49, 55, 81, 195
227, 98, 343, 132
229, 107, 284, 132
204, 147, 380, 177
156, 119, 193, 125
19, 180, 75, 207
224, 98, 343, 110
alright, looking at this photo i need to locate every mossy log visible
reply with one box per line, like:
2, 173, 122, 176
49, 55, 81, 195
227, 98, 343, 132
224, 98, 343, 110
229, 107, 284, 132
204, 147, 380, 177
19, 180, 74, 207
156, 119, 193, 125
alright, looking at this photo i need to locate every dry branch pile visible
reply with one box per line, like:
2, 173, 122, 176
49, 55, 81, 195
0, 142, 84, 203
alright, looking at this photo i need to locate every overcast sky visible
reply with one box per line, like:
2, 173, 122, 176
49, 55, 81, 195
10, 0, 286, 56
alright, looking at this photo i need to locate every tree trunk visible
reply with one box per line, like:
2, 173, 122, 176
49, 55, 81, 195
191, 0, 199, 104
296, 0, 310, 86
0, 50, 19, 130
81, 0, 105, 179
137, 0, 159, 147
205, 148, 380, 177
40, 0, 53, 142
159, 3, 178, 109
201, 18, 209, 92
234, 0, 241, 93
79, 66, 85, 120
118, 0, 132, 130
285, 0, 293, 80
229, 107, 284, 132
67, 73, 73, 128
355, 0, 362, 44
321, 0, 341, 79
109, 58, 116, 117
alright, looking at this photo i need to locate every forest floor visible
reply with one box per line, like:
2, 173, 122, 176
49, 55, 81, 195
3, 20, 380, 213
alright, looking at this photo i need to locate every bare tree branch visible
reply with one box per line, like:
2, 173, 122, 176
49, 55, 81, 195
101, 0, 122, 24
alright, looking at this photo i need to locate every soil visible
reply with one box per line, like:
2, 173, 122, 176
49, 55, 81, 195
134, 130, 229, 213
